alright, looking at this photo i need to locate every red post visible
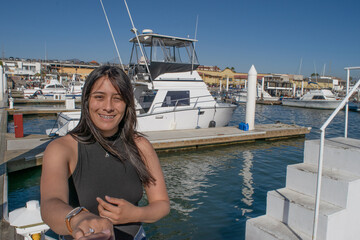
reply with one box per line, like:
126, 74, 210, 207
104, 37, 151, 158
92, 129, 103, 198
13, 113, 24, 138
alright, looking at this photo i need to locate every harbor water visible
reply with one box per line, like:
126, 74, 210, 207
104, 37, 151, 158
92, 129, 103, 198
7, 104, 360, 239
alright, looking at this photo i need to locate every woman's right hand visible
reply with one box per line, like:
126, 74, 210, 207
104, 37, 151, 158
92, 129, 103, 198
71, 212, 114, 240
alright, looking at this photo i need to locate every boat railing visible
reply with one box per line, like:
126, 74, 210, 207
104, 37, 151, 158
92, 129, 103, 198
148, 94, 216, 114
312, 66, 360, 240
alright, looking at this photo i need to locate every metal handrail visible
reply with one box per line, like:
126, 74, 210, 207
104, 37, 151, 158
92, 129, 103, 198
312, 67, 360, 240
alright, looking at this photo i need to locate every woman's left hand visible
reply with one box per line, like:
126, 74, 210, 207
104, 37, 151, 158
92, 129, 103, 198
97, 196, 139, 225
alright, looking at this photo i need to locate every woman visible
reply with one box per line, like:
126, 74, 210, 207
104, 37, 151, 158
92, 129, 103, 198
40, 66, 170, 240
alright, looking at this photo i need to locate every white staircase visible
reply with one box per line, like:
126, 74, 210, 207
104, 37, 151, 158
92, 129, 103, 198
246, 137, 360, 240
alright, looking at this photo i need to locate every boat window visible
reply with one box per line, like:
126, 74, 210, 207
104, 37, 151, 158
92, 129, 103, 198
152, 38, 170, 62
138, 90, 158, 113
129, 42, 150, 66
312, 95, 325, 100
161, 91, 190, 107
151, 37, 199, 64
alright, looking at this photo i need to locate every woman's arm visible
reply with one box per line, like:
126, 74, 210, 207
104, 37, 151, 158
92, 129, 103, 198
40, 135, 113, 239
97, 136, 170, 224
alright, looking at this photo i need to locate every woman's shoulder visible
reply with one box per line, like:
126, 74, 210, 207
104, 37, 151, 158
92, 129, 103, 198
134, 135, 152, 148
45, 134, 77, 155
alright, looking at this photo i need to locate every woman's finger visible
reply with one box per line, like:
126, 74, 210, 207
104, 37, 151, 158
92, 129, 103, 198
96, 197, 118, 211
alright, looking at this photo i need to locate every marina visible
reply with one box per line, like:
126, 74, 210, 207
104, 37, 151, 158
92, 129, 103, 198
1, 54, 360, 239
0, 0, 359, 237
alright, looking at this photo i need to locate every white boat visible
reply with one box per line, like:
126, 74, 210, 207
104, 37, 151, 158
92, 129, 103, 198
282, 89, 342, 109
23, 79, 67, 98
47, 30, 237, 136
232, 85, 280, 103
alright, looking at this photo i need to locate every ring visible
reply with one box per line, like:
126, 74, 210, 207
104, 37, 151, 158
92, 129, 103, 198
85, 228, 95, 235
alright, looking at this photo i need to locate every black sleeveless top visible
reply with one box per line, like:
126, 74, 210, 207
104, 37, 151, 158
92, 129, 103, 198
68, 139, 143, 240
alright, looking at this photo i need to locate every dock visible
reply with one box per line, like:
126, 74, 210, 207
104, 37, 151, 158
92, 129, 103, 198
4, 123, 310, 173
7, 107, 80, 115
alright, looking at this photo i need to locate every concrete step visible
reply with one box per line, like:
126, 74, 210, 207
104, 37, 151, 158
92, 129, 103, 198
246, 215, 311, 240
286, 163, 360, 208
304, 137, 360, 176
266, 188, 344, 239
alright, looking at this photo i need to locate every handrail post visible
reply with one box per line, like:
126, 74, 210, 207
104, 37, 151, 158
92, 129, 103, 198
345, 68, 350, 138
312, 129, 326, 240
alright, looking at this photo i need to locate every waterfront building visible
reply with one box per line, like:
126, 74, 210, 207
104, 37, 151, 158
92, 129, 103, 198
197, 65, 267, 89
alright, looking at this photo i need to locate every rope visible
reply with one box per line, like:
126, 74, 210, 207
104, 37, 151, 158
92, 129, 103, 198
99, 0, 125, 71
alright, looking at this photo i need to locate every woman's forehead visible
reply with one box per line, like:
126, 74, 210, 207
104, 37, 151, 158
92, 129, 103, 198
91, 76, 120, 93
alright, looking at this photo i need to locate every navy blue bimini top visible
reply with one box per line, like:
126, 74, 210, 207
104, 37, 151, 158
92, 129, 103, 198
68, 139, 143, 239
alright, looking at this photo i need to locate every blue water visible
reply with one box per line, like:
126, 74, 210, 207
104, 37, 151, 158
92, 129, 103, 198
7, 104, 360, 239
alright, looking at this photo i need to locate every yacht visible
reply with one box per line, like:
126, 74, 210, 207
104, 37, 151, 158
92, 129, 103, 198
47, 30, 237, 135
282, 89, 342, 109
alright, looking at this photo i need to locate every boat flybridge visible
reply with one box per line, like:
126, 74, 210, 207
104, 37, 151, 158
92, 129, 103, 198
47, 30, 237, 136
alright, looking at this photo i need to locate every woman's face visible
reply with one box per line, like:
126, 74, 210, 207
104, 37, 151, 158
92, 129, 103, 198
88, 76, 127, 137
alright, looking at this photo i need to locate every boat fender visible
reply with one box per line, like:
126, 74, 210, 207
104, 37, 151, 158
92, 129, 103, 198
209, 120, 216, 128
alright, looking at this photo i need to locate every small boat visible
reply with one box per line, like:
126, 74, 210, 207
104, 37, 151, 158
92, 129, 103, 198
231, 85, 280, 103
23, 79, 67, 98
282, 89, 342, 109
47, 30, 237, 136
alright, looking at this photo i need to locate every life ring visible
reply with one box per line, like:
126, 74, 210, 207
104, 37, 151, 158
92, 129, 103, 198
46, 80, 50, 84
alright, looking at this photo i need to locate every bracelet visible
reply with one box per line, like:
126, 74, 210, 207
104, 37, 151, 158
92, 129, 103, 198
65, 207, 89, 234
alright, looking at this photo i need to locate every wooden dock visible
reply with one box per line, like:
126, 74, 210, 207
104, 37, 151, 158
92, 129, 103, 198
7, 107, 79, 115
13, 98, 81, 104
4, 123, 311, 173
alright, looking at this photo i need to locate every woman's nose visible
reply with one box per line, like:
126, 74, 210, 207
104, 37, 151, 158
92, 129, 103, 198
103, 98, 114, 111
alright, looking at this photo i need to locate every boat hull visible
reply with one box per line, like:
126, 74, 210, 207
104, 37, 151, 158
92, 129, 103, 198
282, 99, 341, 109
49, 105, 237, 136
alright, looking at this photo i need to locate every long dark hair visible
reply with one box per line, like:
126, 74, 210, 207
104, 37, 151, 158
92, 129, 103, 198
70, 65, 155, 185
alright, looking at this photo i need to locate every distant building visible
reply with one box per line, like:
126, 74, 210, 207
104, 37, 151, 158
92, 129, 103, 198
3, 60, 41, 77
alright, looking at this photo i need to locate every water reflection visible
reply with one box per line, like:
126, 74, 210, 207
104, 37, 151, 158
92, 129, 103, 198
239, 151, 254, 216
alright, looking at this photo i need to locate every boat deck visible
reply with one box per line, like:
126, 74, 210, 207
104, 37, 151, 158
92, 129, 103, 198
4, 124, 310, 173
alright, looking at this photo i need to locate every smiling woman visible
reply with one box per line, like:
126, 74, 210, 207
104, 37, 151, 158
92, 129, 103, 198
88, 77, 127, 137
40, 66, 170, 240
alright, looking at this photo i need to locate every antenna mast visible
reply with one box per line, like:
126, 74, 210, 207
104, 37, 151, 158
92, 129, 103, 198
99, 0, 125, 71
298, 58, 302, 75
191, 15, 199, 74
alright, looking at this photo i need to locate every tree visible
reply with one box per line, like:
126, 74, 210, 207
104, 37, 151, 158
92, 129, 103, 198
311, 73, 319, 77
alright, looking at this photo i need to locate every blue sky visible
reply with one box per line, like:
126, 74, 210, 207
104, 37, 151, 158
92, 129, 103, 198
1, 0, 359, 79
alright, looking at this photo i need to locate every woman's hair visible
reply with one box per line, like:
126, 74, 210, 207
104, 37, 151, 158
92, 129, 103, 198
69, 65, 155, 185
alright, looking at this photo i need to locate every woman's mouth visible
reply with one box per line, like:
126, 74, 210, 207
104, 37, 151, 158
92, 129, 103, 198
99, 114, 115, 119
